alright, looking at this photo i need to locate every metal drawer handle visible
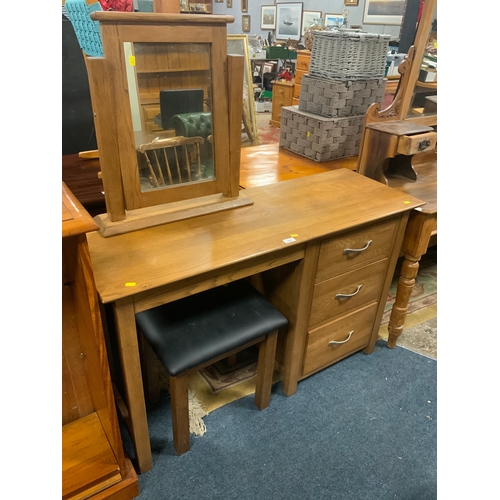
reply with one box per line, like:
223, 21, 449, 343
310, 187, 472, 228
343, 240, 372, 254
335, 284, 363, 300
329, 331, 354, 345
418, 139, 431, 151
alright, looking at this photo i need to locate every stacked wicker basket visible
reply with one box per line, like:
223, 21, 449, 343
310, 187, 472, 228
279, 29, 391, 162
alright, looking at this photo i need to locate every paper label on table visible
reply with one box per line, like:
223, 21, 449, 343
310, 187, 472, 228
283, 237, 296, 243
125, 282, 136, 287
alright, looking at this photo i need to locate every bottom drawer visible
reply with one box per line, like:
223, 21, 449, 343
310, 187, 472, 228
302, 302, 378, 376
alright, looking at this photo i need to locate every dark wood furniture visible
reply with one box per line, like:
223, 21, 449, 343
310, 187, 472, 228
86, 169, 423, 473
62, 183, 139, 500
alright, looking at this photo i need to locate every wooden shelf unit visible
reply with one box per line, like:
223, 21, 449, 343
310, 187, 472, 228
62, 182, 139, 500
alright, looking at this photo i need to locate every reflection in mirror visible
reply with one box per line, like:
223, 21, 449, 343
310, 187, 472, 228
406, 16, 437, 119
124, 41, 215, 193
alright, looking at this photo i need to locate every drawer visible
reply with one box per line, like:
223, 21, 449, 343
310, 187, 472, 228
310, 259, 388, 328
295, 69, 307, 86
293, 83, 301, 98
296, 54, 311, 71
273, 86, 293, 106
316, 218, 398, 282
142, 104, 160, 121
396, 131, 437, 156
302, 303, 378, 376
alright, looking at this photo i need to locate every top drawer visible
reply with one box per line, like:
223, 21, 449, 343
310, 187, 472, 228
296, 52, 311, 71
316, 218, 398, 282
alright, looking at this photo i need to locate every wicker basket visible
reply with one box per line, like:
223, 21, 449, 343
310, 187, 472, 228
309, 29, 391, 80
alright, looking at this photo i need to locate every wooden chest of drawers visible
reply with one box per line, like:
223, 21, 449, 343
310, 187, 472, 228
293, 49, 311, 105
302, 218, 399, 376
264, 214, 406, 382
270, 80, 295, 127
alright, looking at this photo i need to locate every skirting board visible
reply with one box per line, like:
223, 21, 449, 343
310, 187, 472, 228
94, 191, 254, 237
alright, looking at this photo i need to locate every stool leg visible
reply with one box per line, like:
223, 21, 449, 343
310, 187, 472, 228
254, 330, 278, 410
169, 373, 191, 455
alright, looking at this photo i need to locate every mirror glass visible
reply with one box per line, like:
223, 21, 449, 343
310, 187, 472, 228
406, 15, 437, 119
124, 41, 215, 193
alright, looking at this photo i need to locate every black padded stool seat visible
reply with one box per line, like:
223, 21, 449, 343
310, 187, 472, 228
136, 279, 288, 455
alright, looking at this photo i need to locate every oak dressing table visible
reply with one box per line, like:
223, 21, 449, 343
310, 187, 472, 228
86, 169, 423, 473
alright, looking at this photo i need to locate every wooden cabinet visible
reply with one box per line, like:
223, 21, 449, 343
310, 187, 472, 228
62, 183, 139, 500
270, 80, 294, 127
302, 218, 400, 377
267, 212, 407, 383
293, 49, 311, 105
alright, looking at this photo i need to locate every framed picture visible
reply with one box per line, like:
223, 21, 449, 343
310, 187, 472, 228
227, 0, 232, 7
242, 15, 251, 32
363, 0, 404, 25
241, 0, 248, 13
301, 10, 321, 36
260, 5, 276, 30
324, 13, 344, 29
344, 0, 358, 5
276, 2, 303, 41
179, 0, 188, 10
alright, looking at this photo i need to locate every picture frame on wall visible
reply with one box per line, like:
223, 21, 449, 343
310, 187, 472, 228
275, 2, 303, 41
260, 5, 276, 30
363, 0, 404, 25
324, 13, 344, 29
242, 14, 251, 32
344, 0, 358, 5
301, 10, 321, 36
227, 0, 232, 7
241, 0, 248, 13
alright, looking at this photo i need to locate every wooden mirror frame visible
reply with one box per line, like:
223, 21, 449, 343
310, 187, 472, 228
85, 12, 251, 236
227, 34, 260, 147
360, 0, 437, 128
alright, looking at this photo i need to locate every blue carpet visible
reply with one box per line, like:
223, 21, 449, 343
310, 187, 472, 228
124, 340, 437, 499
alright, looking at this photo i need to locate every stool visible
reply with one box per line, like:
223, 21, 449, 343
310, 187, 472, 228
136, 279, 288, 455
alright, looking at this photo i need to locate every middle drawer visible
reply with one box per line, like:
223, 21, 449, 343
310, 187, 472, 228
309, 258, 388, 329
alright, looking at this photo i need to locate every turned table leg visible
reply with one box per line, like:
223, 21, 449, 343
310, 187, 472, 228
387, 253, 421, 348
387, 211, 435, 349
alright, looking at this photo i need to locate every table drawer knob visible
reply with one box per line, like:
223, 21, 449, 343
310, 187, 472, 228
335, 284, 363, 300
343, 240, 372, 254
329, 331, 354, 345
418, 139, 431, 151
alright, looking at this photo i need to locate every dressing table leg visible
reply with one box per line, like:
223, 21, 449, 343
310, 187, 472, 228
387, 212, 434, 348
114, 298, 153, 473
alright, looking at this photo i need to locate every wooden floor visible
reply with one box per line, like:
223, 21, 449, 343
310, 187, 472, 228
239, 143, 357, 189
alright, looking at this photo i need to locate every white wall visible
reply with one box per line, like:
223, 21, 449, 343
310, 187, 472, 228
214, 0, 401, 40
